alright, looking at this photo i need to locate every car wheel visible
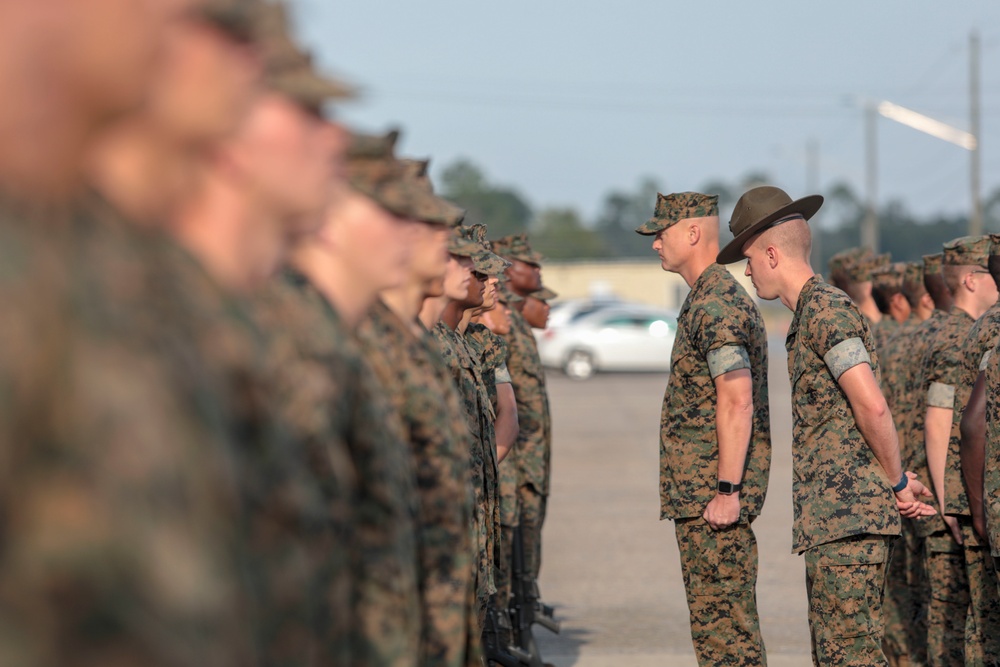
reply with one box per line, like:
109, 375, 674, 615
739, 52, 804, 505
564, 350, 595, 381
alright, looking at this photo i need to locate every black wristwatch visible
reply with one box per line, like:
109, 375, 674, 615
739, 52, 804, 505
717, 480, 742, 495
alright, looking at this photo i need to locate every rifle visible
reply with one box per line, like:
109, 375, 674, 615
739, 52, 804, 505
483, 604, 532, 667
509, 525, 560, 666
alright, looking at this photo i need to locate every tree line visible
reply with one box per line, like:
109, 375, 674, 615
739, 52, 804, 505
440, 159, 1000, 269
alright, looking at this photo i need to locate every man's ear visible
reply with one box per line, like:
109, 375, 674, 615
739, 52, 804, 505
688, 222, 701, 245
766, 244, 778, 269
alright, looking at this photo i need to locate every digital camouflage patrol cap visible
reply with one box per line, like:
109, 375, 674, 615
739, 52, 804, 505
990, 233, 1000, 256
468, 224, 511, 275
871, 262, 907, 296
846, 252, 890, 283
200, 0, 260, 42
529, 286, 558, 301
491, 233, 545, 266
902, 261, 924, 296
827, 247, 873, 283
923, 252, 944, 275
398, 159, 465, 228
496, 280, 522, 304
255, 1, 355, 107
943, 235, 991, 267
448, 226, 484, 258
635, 192, 719, 236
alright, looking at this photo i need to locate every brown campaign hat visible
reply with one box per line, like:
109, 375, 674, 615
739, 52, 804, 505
923, 253, 944, 275
717, 186, 824, 264
943, 235, 991, 267
491, 233, 545, 266
255, 1, 355, 106
635, 192, 719, 236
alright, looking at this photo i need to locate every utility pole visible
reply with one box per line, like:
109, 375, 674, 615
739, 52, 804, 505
863, 104, 879, 252
807, 139, 822, 268
970, 30, 982, 236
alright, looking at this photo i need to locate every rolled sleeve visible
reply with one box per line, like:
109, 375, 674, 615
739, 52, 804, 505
926, 381, 956, 409
823, 337, 872, 380
494, 363, 511, 385
707, 345, 751, 379
980, 349, 993, 373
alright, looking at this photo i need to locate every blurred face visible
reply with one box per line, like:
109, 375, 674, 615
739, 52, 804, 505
522, 296, 550, 329
970, 269, 999, 311
742, 234, 779, 301
62, 0, 199, 117
326, 190, 414, 293
409, 221, 451, 283
507, 259, 541, 294
229, 92, 345, 229
478, 302, 512, 335
146, 17, 259, 143
443, 255, 473, 300
651, 222, 691, 272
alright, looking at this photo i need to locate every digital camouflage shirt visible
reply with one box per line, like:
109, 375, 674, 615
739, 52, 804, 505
880, 318, 915, 430
924, 307, 976, 518
253, 270, 426, 667
873, 317, 899, 362
785, 276, 900, 553
501, 307, 551, 496
659, 263, 771, 521
0, 199, 257, 667
357, 301, 481, 667
983, 337, 1000, 556
431, 322, 499, 604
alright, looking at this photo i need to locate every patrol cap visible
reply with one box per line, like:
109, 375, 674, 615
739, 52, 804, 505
496, 279, 523, 304
902, 261, 924, 295
635, 192, 719, 236
448, 227, 483, 257
923, 253, 943, 275
458, 225, 509, 274
397, 159, 465, 228
255, 2, 355, 107
529, 286, 558, 301
200, 0, 259, 42
990, 233, 1000, 257
871, 262, 906, 295
468, 224, 511, 275
828, 247, 873, 281
943, 235, 991, 267
491, 233, 545, 266
846, 252, 889, 283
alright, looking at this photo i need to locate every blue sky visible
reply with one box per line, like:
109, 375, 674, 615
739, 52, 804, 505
291, 1, 1000, 226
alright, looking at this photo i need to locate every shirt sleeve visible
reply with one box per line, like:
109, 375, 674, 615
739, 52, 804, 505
707, 345, 751, 379
805, 297, 874, 380
495, 363, 512, 385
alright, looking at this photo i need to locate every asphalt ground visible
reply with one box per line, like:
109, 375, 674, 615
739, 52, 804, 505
534, 338, 814, 666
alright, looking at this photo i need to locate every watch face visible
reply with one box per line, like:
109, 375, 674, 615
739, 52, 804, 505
718, 481, 734, 494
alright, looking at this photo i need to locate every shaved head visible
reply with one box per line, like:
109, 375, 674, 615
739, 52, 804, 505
745, 217, 811, 261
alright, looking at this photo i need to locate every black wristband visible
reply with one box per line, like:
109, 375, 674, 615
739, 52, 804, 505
891, 473, 908, 493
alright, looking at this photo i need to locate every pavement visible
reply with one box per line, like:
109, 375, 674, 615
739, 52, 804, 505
534, 338, 814, 666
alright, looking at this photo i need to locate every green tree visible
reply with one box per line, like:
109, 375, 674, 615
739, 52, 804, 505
439, 159, 533, 239
531, 207, 609, 260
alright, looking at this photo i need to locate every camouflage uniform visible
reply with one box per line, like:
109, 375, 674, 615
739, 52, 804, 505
985, 339, 1000, 574
659, 262, 771, 666
466, 322, 511, 604
358, 300, 481, 667
923, 309, 977, 667
956, 299, 1000, 666
252, 270, 422, 667
785, 276, 901, 666
502, 304, 551, 580
430, 320, 499, 629
0, 200, 261, 666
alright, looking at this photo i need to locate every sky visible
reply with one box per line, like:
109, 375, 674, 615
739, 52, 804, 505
290, 1, 1000, 228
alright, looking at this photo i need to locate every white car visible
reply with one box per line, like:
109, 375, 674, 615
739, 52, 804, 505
535, 305, 677, 380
